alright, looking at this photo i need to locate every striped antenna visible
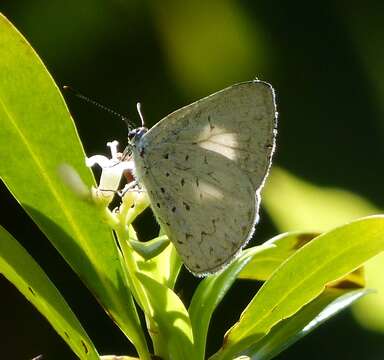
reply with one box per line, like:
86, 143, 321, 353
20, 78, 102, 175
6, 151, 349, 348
63, 85, 135, 130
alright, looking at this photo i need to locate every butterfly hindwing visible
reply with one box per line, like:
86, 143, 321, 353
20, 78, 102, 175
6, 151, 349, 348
133, 80, 277, 275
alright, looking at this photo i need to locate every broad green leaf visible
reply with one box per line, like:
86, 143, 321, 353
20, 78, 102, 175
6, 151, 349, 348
263, 167, 378, 232
264, 168, 384, 334
211, 216, 384, 359
239, 232, 318, 281
0, 225, 99, 359
189, 245, 273, 360
0, 14, 149, 358
241, 288, 370, 360
135, 272, 196, 360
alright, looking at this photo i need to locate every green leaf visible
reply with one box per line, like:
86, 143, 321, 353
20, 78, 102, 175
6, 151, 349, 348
239, 232, 318, 281
211, 215, 384, 359
136, 242, 182, 289
0, 14, 149, 358
0, 225, 99, 359
135, 272, 196, 360
189, 245, 274, 360
130, 235, 170, 260
240, 288, 370, 360
264, 168, 384, 334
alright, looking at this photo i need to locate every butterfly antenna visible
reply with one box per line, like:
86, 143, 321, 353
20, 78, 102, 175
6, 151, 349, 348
63, 85, 135, 130
136, 102, 145, 127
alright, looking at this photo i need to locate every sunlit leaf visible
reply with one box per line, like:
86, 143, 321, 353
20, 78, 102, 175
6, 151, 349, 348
263, 167, 384, 334
211, 216, 384, 359
189, 245, 273, 360
135, 272, 196, 360
0, 14, 149, 358
241, 288, 370, 360
239, 232, 318, 281
0, 225, 99, 359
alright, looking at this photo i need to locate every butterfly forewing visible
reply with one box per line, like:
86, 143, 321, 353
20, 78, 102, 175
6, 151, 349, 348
133, 80, 277, 275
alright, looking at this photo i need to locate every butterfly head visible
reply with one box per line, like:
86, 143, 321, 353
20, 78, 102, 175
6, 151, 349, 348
128, 127, 148, 144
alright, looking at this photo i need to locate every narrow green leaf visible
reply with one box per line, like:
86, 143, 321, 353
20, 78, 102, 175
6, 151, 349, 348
212, 216, 384, 359
264, 168, 384, 334
240, 288, 370, 360
239, 232, 318, 281
189, 245, 273, 360
0, 14, 148, 357
130, 236, 170, 260
135, 272, 196, 360
0, 225, 99, 359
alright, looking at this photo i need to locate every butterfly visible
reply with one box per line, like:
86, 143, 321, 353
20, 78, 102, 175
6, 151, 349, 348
128, 80, 277, 276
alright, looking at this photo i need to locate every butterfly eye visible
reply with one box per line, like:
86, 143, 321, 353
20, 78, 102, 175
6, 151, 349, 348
128, 129, 137, 141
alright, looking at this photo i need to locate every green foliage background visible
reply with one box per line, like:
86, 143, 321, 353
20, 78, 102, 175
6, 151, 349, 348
1, 1, 384, 359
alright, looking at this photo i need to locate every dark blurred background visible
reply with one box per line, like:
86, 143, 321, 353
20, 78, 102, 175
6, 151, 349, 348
1, 1, 384, 359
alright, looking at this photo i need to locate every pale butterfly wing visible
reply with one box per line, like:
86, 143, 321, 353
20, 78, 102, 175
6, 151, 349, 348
132, 80, 277, 276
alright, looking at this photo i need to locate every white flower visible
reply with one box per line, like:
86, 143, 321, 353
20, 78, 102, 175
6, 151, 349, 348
86, 140, 135, 203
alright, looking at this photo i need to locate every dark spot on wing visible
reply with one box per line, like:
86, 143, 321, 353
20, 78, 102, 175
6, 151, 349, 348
163, 153, 169, 159
172, 206, 176, 212
165, 172, 170, 177
195, 177, 199, 187
195, 264, 201, 269
156, 203, 161, 208
160, 187, 165, 193
208, 115, 215, 130
185, 233, 193, 241
204, 155, 208, 164
64, 331, 70, 339
181, 178, 185, 186
183, 202, 190, 211
185, 154, 189, 161
175, 164, 192, 171
166, 222, 170, 226
215, 257, 222, 263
